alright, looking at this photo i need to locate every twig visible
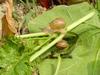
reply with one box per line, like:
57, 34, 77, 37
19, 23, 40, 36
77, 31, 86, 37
54, 55, 61, 75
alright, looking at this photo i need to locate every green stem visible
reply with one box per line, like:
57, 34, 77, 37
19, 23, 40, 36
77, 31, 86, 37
34, 35, 56, 51
29, 11, 95, 62
54, 55, 61, 75
19, 0, 26, 6
66, 11, 95, 31
29, 34, 64, 62
93, 48, 100, 75
16, 11, 95, 39
16, 32, 48, 38
30, 35, 56, 55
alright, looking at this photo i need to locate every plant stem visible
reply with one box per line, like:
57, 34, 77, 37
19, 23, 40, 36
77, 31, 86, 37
29, 11, 95, 62
66, 11, 95, 31
16, 32, 48, 38
30, 35, 56, 55
54, 55, 61, 75
34, 35, 56, 51
30, 34, 64, 62
16, 11, 95, 39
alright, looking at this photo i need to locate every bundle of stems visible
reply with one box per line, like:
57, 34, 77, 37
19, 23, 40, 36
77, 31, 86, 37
16, 11, 95, 62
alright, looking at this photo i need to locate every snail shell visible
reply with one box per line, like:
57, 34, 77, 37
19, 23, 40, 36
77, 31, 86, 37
56, 40, 69, 49
49, 18, 65, 31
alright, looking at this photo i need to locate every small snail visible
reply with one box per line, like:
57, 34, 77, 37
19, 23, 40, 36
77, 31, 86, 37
56, 40, 69, 49
44, 18, 66, 33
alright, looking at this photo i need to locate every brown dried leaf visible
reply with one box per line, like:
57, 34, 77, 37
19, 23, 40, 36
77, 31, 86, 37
2, 0, 17, 37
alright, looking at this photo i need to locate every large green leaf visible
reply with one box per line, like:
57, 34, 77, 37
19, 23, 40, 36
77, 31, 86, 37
38, 28, 100, 75
30, 2, 100, 75
1, 2, 100, 75
28, 2, 100, 33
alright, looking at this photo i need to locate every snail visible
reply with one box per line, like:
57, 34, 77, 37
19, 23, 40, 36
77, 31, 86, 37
56, 40, 69, 49
44, 18, 68, 49
43, 18, 66, 34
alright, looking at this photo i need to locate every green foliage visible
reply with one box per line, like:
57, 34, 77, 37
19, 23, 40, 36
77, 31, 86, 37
0, 37, 30, 75
95, 0, 100, 11
1, 2, 100, 75
0, 36, 49, 75
28, 2, 100, 32
27, 2, 100, 75
38, 28, 100, 75
95, 0, 100, 18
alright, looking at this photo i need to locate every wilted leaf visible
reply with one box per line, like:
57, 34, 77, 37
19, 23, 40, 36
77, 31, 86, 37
2, 0, 17, 37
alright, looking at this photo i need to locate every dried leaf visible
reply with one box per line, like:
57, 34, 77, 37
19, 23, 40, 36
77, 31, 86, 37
2, 0, 17, 37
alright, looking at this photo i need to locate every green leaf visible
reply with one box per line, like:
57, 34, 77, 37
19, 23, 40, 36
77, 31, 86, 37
31, 2, 100, 75
38, 28, 100, 75
1, 2, 100, 75
28, 2, 100, 33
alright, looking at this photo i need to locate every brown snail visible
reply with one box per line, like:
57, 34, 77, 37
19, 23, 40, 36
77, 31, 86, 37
56, 40, 69, 49
43, 18, 66, 33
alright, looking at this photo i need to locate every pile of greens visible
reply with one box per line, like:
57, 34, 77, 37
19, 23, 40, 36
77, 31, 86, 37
0, 2, 100, 75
